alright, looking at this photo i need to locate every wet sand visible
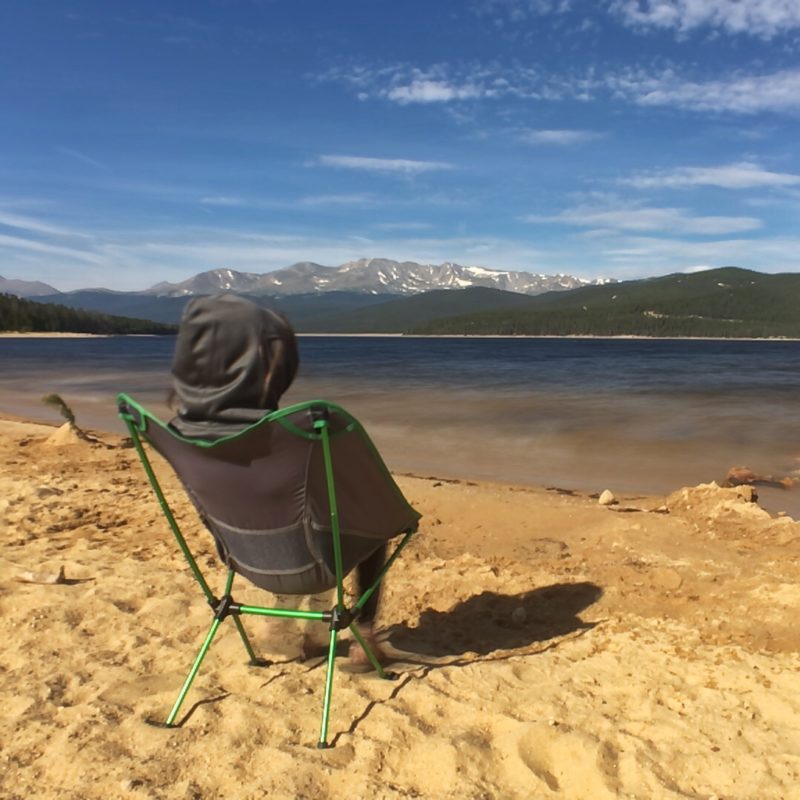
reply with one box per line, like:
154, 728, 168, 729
1, 416, 799, 798
4, 377, 800, 522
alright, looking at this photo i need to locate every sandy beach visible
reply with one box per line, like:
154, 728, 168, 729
1, 417, 799, 799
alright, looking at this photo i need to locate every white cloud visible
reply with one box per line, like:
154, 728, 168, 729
386, 79, 485, 104
200, 196, 247, 206
597, 234, 800, 275
199, 193, 376, 210
516, 128, 602, 145
319, 62, 583, 106
609, 0, 800, 39
377, 65, 501, 105
0, 210, 93, 240
372, 222, 435, 231
0, 233, 103, 264
473, 0, 574, 22
523, 204, 762, 234
56, 146, 106, 169
317, 155, 453, 175
623, 161, 800, 189
610, 67, 800, 114
298, 194, 374, 206
323, 60, 800, 117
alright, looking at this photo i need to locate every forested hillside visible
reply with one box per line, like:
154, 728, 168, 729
409, 268, 800, 338
0, 294, 177, 335
296, 286, 536, 333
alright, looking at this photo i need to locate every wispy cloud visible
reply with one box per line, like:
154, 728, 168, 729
316, 155, 454, 175
322, 60, 800, 117
622, 161, 800, 189
56, 146, 106, 169
0, 233, 102, 264
318, 62, 582, 105
472, 0, 574, 23
371, 65, 504, 105
523, 204, 762, 235
386, 79, 485, 104
516, 128, 603, 145
479, 0, 800, 40
200, 196, 248, 207
0, 210, 93, 240
609, 0, 800, 39
298, 193, 374, 206
199, 193, 375, 210
372, 221, 435, 231
597, 234, 800, 275
609, 67, 800, 114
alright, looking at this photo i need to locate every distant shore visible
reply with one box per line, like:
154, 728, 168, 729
0, 331, 111, 338
0, 332, 167, 338
3, 330, 800, 342
301, 333, 800, 342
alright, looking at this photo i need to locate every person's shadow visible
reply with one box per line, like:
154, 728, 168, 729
385, 581, 603, 659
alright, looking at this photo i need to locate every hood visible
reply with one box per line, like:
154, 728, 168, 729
171, 293, 299, 426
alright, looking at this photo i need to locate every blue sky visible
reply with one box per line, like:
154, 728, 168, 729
2, 0, 800, 291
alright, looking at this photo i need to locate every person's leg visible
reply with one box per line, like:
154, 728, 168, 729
350, 545, 387, 664
356, 544, 386, 625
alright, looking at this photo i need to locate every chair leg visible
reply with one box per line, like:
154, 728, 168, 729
317, 628, 339, 748
231, 615, 267, 666
165, 617, 222, 727
348, 623, 389, 679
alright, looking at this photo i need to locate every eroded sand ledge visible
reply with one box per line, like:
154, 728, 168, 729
1, 417, 799, 798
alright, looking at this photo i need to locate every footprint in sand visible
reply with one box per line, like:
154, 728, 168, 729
99, 673, 187, 710
517, 721, 620, 798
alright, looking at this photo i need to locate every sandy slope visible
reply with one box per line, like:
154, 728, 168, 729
0, 418, 799, 799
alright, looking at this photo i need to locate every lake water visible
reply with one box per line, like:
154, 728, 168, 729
2, 335, 799, 517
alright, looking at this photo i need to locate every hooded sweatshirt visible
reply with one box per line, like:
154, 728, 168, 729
169, 293, 299, 438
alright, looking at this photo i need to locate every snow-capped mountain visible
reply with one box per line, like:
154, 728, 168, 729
146, 258, 611, 297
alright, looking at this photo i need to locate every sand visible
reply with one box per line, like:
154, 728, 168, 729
1, 418, 799, 800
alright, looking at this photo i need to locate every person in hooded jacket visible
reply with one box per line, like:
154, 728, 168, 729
170, 293, 386, 665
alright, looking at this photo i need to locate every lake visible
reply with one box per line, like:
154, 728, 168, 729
2, 335, 799, 516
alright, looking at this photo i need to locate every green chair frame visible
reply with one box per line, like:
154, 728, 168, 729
117, 394, 418, 747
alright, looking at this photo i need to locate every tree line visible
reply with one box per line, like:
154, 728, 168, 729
0, 294, 177, 335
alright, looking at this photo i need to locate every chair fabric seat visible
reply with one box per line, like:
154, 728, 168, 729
139, 402, 420, 594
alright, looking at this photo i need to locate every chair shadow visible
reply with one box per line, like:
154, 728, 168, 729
385, 581, 603, 659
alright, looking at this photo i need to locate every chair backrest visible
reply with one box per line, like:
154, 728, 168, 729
118, 396, 420, 594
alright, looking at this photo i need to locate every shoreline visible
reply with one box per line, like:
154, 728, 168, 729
0, 331, 114, 338
3, 330, 800, 342
3, 411, 797, 521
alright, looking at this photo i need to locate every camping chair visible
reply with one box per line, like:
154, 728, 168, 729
117, 394, 420, 747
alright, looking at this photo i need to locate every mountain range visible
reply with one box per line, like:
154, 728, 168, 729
144, 259, 611, 297
1, 258, 610, 300
0, 259, 612, 327
3, 263, 798, 339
